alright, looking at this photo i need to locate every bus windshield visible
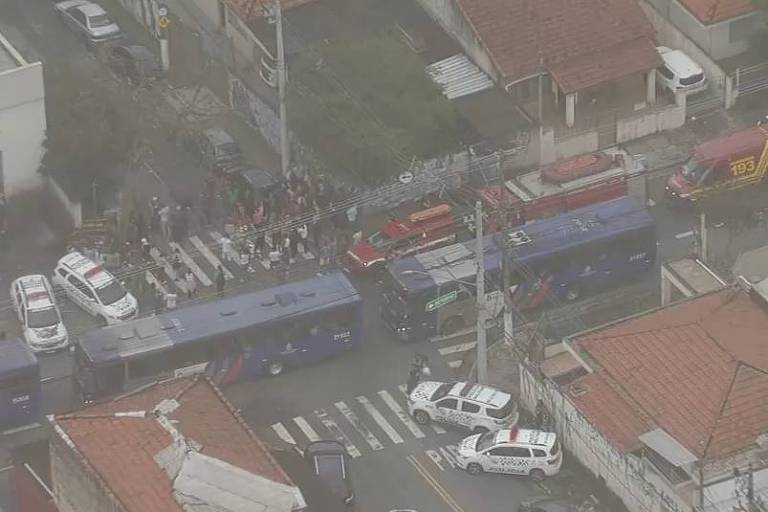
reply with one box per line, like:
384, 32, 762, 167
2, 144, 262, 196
680, 157, 707, 181
367, 231, 391, 249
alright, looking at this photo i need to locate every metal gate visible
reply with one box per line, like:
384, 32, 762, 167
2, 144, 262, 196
736, 62, 768, 97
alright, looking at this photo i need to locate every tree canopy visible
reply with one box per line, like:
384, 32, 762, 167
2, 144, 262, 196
40, 67, 139, 198
287, 35, 461, 184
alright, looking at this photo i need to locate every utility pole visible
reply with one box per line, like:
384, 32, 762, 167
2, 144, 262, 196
699, 211, 708, 263
274, 0, 290, 176
537, 51, 545, 164
475, 200, 488, 384
495, 151, 514, 348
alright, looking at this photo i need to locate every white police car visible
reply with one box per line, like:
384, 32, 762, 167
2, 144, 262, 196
10, 275, 69, 352
407, 381, 518, 433
456, 427, 562, 480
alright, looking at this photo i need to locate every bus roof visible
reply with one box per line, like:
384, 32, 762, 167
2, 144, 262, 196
0, 338, 38, 377
388, 197, 653, 291
78, 272, 360, 365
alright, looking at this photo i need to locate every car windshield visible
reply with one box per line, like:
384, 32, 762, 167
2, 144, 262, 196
680, 73, 704, 86
487, 397, 516, 419
27, 307, 60, 329
89, 14, 113, 27
367, 231, 391, 249
680, 157, 707, 181
95, 280, 127, 306
476, 431, 497, 452
430, 383, 454, 401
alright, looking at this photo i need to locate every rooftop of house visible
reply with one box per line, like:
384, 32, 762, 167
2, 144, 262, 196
565, 285, 768, 463
50, 376, 301, 512
455, 0, 661, 93
677, 0, 755, 24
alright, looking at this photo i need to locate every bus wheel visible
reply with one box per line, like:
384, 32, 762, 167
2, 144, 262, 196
440, 316, 464, 336
267, 361, 284, 376
564, 287, 580, 302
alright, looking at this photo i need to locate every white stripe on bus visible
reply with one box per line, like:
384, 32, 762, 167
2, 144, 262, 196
315, 408, 361, 458
271, 423, 296, 445
293, 416, 320, 443
378, 390, 425, 439
356, 396, 404, 444
334, 401, 383, 451
189, 235, 234, 280
398, 384, 446, 434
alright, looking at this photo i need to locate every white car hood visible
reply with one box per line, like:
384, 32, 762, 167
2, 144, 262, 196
26, 323, 67, 344
410, 381, 443, 402
104, 294, 136, 318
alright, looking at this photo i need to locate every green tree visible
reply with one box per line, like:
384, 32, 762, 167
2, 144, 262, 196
288, 36, 460, 184
40, 67, 139, 198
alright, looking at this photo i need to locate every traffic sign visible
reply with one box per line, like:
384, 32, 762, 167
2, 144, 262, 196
157, 4, 168, 16
425, 291, 457, 312
158, 15, 170, 28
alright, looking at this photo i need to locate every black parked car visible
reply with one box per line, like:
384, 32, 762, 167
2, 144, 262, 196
305, 440, 354, 507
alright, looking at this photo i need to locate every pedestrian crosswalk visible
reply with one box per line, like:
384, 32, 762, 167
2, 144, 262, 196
430, 330, 477, 371
267, 386, 454, 458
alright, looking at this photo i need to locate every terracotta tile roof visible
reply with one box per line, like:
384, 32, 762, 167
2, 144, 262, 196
569, 288, 768, 460
52, 376, 291, 512
677, 0, 755, 24
455, 0, 660, 92
223, 0, 315, 19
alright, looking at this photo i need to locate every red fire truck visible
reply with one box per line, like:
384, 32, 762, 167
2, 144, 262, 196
344, 204, 457, 273
666, 125, 768, 202
478, 148, 644, 226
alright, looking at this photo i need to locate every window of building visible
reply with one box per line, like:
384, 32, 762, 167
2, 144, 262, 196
729, 16, 754, 43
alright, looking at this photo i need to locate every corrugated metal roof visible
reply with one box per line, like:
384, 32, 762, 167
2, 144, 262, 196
426, 54, 493, 100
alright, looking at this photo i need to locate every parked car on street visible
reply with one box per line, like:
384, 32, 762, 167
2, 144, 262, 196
106, 44, 163, 86
52, 252, 137, 325
407, 381, 518, 433
656, 46, 706, 94
456, 427, 562, 480
10, 275, 69, 353
54, 0, 122, 45
518, 495, 600, 512
304, 440, 354, 507
193, 128, 244, 174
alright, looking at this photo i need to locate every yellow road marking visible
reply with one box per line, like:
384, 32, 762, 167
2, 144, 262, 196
406, 454, 465, 512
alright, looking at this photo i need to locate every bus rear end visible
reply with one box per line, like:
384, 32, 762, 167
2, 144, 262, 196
0, 339, 41, 429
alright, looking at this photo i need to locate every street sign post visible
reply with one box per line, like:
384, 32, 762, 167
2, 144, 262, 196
425, 291, 457, 312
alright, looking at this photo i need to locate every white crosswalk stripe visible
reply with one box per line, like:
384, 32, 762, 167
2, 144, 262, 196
334, 401, 383, 451
149, 247, 188, 294
355, 396, 403, 444
315, 408, 362, 458
271, 423, 296, 445
448, 360, 464, 369
398, 384, 446, 434
378, 390, 425, 439
210, 231, 242, 267
189, 235, 234, 280
438, 342, 477, 356
145, 270, 168, 296
293, 416, 320, 442
169, 242, 213, 287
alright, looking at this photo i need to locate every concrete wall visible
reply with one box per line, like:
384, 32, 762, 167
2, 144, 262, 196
50, 432, 124, 512
617, 104, 686, 143
415, 0, 500, 83
519, 365, 693, 512
0, 61, 46, 198
644, 0, 756, 60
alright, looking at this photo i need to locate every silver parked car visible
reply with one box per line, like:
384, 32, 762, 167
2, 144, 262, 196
54, 0, 121, 45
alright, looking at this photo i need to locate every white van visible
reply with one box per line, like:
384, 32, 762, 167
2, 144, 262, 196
10, 275, 69, 352
456, 428, 562, 480
52, 252, 137, 325
656, 46, 707, 94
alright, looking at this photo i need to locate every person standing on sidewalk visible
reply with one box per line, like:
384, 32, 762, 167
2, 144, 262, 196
185, 268, 197, 299
159, 203, 171, 240
215, 265, 225, 298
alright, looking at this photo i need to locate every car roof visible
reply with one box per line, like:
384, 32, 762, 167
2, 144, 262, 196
493, 428, 557, 448
15, 275, 56, 311
202, 128, 236, 145
58, 252, 114, 288
450, 382, 510, 408
657, 46, 702, 77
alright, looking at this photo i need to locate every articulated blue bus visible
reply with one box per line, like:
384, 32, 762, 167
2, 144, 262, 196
0, 338, 41, 428
75, 272, 362, 400
381, 197, 656, 341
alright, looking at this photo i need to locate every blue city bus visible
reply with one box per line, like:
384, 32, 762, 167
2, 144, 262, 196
75, 272, 362, 400
0, 338, 41, 428
381, 197, 656, 341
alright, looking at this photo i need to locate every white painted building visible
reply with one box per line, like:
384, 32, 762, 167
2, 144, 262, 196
0, 31, 46, 198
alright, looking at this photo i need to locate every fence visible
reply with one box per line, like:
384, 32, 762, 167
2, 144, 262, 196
734, 61, 768, 99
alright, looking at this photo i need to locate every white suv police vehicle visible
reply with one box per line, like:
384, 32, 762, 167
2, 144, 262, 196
456, 428, 562, 480
52, 252, 137, 325
408, 381, 518, 433
10, 275, 69, 352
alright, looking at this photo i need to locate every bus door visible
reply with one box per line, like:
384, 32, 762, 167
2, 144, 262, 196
0, 371, 40, 428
